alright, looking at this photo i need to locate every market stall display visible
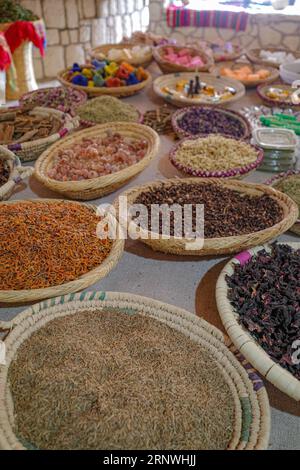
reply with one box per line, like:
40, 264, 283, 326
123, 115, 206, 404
169, 135, 263, 178
153, 45, 213, 73
76, 96, 141, 127
34, 123, 160, 200
91, 43, 153, 68
216, 242, 300, 402
115, 178, 298, 256
0, 199, 124, 303
0, 106, 78, 162
215, 62, 279, 88
154, 72, 245, 107
257, 83, 300, 108
247, 47, 300, 69
57, 62, 151, 98
0, 145, 33, 200
0, 291, 270, 450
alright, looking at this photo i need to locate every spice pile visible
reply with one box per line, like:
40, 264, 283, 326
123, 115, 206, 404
0, 159, 9, 186
273, 174, 300, 213
175, 107, 246, 138
77, 96, 140, 124
133, 182, 283, 238
64, 61, 148, 88
20, 87, 86, 116
142, 106, 174, 134
172, 135, 259, 172
9, 309, 235, 450
226, 243, 300, 380
0, 201, 112, 290
220, 65, 271, 82
0, 109, 61, 145
48, 132, 148, 181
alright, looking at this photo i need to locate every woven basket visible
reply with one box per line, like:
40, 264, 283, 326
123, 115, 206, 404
257, 82, 300, 109
216, 242, 300, 402
169, 135, 263, 179
266, 170, 300, 236
153, 44, 214, 74
19, 86, 88, 116
0, 291, 270, 450
90, 42, 153, 68
114, 178, 298, 256
153, 72, 245, 108
34, 123, 160, 200
213, 61, 279, 88
172, 105, 251, 140
0, 146, 33, 200
1, 106, 79, 162
57, 64, 151, 98
246, 47, 300, 69
0, 199, 124, 304
205, 42, 242, 63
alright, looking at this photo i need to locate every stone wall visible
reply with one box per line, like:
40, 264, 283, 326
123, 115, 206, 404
20, 0, 149, 79
148, 0, 300, 52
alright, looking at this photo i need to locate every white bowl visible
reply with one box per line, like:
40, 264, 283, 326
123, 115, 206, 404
280, 61, 300, 84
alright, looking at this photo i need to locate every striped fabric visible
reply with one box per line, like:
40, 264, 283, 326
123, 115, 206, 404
166, 6, 249, 32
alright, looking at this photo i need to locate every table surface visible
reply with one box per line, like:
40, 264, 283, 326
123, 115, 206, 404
1, 64, 299, 450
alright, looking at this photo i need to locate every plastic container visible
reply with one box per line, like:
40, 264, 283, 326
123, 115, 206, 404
253, 127, 298, 172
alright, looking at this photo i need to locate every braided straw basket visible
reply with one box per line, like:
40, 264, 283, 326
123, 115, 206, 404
153, 44, 213, 74
2, 106, 78, 162
153, 72, 245, 108
266, 170, 300, 236
0, 291, 270, 450
0, 146, 33, 201
246, 47, 300, 69
212, 61, 279, 88
216, 242, 300, 401
57, 64, 151, 98
114, 178, 298, 256
34, 123, 160, 201
172, 105, 251, 140
0, 199, 124, 304
90, 42, 153, 68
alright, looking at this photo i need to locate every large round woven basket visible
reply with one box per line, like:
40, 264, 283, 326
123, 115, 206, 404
265, 170, 300, 236
212, 61, 279, 88
204, 42, 242, 63
0, 291, 270, 450
171, 105, 251, 140
34, 123, 160, 200
246, 47, 300, 69
153, 44, 214, 74
0, 146, 33, 200
0, 199, 124, 304
114, 178, 298, 256
90, 42, 153, 68
257, 82, 300, 109
57, 64, 151, 98
1, 106, 78, 162
216, 242, 300, 402
153, 72, 245, 108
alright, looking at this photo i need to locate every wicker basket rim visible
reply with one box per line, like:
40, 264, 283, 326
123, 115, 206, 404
213, 61, 279, 86
216, 242, 300, 401
153, 44, 213, 66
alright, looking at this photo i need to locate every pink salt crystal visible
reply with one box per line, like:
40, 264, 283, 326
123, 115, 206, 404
190, 56, 204, 66
178, 48, 190, 57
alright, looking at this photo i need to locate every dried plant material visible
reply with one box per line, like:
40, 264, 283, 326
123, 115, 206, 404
9, 309, 235, 450
0, 159, 9, 187
143, 106, 174, 134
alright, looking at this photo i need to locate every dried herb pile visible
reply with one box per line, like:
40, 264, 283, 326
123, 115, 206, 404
273, 175, 300, 213
0, 201, 112, 290
133, 182, 283, 238
0, 109, 61, 145
0, 0, 38, 23
0, 159, 9, 187
9, 309, 235, 450
226, 243, 300, 379
77, 96, 140, 124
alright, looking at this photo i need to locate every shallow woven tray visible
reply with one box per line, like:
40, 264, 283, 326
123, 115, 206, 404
90, 42, 153, 68
0, 199, 124, 304
57, 64, 151, 98
169, 135, 263, 179
213, 61, 279, 88
171, 105, 251, 140
0, 291, 270, 450
153, 72, 245, 108
34, 123, 160, 200
257, 82, 300, 109
246, 47, 300, 69
114, 178, 298, 256
216, 242, 300, 402
153, 45, 214, 74
0, 146, 33, 201
2, 106, 78, 162
266, 170, 300, 236
206, 42, 242, 63
19, 86, 88, 116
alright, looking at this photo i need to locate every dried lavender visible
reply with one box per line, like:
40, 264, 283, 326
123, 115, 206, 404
226, 243, 300, 379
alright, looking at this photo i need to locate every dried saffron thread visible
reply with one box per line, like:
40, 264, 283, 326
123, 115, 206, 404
0, 201, 112, 290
